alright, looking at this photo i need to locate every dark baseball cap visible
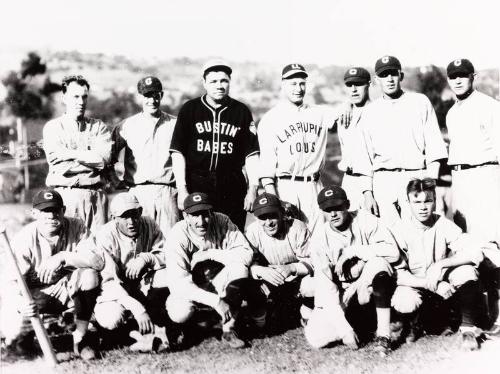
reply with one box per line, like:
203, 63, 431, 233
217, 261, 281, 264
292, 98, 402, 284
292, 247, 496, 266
33, 188, 64, 210
446, 59, 474, 77
344, 67, 371, 85
137, 76, 163, 95
317, 185, 348, 211
202, 59, 232, 77
282, 63, 308, 79
252, 193, 281, 218
184, 192, 213, 214
375, 56, 402, 76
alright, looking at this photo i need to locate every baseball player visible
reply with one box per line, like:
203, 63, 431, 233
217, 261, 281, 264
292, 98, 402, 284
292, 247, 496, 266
165, 192, 254, 349
43, 75, 112, 232
170, 59, 259, 230
390, 178, 486, 350
92, 192, 175, 352
304, 185, 400, 356
112, 76, 180, 236
358, 56, 448, 225
337, 67, 378, 215
0, 188, 103, 359
245, 192, 314, 333
445, 58, 500, 336
258, 63, 334, 232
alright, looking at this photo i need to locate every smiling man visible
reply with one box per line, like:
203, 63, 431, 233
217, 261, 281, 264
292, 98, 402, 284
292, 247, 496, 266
245, 192, 313, 333
43, 75, 112, 232
170, 59, 259, 230
112, 76, 180, 236
258, 64, 336, 232
390, 178, 486, 350
358, 56, 448, 225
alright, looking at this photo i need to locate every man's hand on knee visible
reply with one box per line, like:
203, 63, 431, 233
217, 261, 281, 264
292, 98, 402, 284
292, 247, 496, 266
215, 299, 232, 324
135, 311, 154, 334
19, 300, 38, 319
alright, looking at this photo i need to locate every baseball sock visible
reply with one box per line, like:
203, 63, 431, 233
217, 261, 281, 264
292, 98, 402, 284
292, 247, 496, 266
372, 272, 395, 338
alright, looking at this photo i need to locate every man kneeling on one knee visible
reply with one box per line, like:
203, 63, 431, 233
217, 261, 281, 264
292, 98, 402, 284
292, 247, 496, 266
93, 192, 173, 352
245, 192, 314, 332
390, 178, 485, 350
165, 193, 253, 349
304, 185, 400, 356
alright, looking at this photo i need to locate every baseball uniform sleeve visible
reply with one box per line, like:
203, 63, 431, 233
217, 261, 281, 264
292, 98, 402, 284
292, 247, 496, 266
11, 229, 35, 278
169, 102, 190, 155
138, 218, 165, 270
257, 113, 278, 182
242, 107, 259, 159
291, 220, 313, 273
213, 214, 253, 266
75, 119, 112, 169
487, 97, 500, 162
441, 218, 484, 265
111, 120, 126, 164
422, 96, 448, 164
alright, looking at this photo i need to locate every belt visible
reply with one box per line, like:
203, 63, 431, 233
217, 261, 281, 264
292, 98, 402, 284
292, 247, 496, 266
134, 181, 176, 187
374, 168, 423, 173
345, 167, 364, 177
55, 184, 103, 190
452, 161, 499, 171
278, 172, 320, 182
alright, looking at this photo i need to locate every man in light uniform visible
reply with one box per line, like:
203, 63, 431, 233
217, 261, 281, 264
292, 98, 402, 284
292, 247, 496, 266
112, 76, 180, 236
92, 192, 173, 352
43, 75, 112, 232
390, 178, 486, 350
304, 185, 400, 356
445, 58, 500, 336
359, 56, 448, 225
245, 192, 313, 332
337, 67, 378, 215
170, 59, 259, 231
165, 192, 254, 349
0, 188, 102, 359
258, 64, 334, 232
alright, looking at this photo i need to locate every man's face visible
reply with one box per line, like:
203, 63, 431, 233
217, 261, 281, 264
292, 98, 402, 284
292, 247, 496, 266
257, 211, 282, 237
376, 69, 403, 96
141, 91, 163, 116
203, 71, 230, 103
282, 76, 307, 105
322, 206, 350, 230
345, 82, 369, 105
115, 208, 142, 238
63, 82, 88, 119
408, 191, 435, 223
447, 73, 474, 97
33, 206, 65, 236
184, 210, 212, 237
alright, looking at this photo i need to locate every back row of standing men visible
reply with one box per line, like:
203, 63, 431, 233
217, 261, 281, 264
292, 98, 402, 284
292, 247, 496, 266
3, 55, 500, 358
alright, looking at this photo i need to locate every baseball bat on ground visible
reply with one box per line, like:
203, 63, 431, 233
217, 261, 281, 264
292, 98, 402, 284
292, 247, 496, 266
0, 225, 58, 367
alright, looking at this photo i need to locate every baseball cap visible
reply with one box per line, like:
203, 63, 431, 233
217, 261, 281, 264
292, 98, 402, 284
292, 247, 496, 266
282, 63, 308, 79
252, 193, 281, 218
317, 185, 349, 211
202, 59, 232, 77
446, 59, 474, 77
184, 192, 213, 214
137, 76, 163, 95
111, 192, 141, 217
344, 67, 371, 85
375, 56, 402, 76
33, 188, 64, 210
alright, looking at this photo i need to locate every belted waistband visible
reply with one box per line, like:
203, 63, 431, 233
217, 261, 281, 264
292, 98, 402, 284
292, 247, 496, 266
451, 161, 499, 171
278, 172, 320, 182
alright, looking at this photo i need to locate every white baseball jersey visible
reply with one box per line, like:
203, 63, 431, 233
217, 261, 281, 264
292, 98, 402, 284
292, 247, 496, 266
165, 212, 252, 303
245, 218, 311, 268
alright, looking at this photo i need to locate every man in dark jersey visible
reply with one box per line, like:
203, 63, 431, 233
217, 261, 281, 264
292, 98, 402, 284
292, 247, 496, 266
170, 59, 259, 230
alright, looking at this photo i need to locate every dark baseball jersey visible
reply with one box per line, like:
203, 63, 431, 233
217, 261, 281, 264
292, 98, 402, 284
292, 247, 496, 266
170, 95, 259, 173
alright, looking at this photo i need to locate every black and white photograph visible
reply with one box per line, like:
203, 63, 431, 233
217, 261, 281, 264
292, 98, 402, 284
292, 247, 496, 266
0, 0, 499, 373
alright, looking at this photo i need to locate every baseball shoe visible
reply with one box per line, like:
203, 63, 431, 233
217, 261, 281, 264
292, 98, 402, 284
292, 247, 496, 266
373, 335, 391, 357
73, 333, 98, 360
405, 323, 423, 343
221, 330, 245, 349
342, 331, 359, 350
461, 331, 480, 351
483, 324, 500, 339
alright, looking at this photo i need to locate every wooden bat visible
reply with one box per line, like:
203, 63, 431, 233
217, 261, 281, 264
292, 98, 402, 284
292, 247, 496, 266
0, 226, 58, 367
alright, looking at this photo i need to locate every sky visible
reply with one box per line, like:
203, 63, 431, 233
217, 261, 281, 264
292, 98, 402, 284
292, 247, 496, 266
0, 0, 499, 70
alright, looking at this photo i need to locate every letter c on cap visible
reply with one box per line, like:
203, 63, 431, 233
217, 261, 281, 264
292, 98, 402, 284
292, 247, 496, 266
44, 192, 53, 200
454, 59, 462, 66
193, 195, 202, 202
259, 198, 268, 205
324, 190, 333, 197
382, 56, 389, 64
145, 77, 152, 85
349, 68, 357, 75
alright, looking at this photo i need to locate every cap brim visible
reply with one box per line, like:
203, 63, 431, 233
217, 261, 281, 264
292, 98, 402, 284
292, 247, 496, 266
34, 201, 63, 210
375, 66, 400, 76
447, 68, 473, 77
184, 203, 213, 214
139, 87, 162, 95
344, 77, 369, 84
318, 199, 346, 211
204, 65, 232, 76
253, 205, 281, 218
111, 204, 141, 217
282, 71, 308, 79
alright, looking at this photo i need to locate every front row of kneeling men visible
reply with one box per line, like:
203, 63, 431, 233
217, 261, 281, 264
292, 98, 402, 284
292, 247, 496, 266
2, 178, 499, 359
